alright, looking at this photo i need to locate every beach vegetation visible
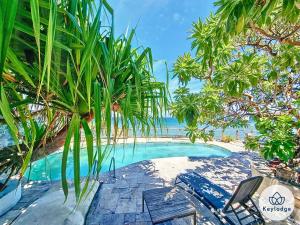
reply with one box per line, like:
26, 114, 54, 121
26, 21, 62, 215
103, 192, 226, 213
221, 135, 234, 143
172, 0, 300, 162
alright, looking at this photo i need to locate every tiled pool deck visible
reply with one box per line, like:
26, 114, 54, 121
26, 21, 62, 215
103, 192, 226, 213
86, 152, 263, 225
1, 152, 256, 225
1, 140, 298, 225
0, 180, 60, 225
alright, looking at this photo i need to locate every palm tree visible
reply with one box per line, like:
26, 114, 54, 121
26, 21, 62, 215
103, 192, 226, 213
0, 0, 167, 201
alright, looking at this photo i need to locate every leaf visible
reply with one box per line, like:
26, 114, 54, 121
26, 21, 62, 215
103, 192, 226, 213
6, 48, 35, 87
65, 58, 75, 100
68, 0, 78, 15
0, 0, 19, 77
79, 7, 101, 74
39, 0, 57, 93
61, 115, 76, 200
30, 0, 41, 70
102, 0, 114, 33
73, 114, 81, 201
0, 88, 20, 150
81, 118, 93, 171
94, 82, 102, 147
20, 150, 33, 176
268, 70, 278, 80
235, 15, 244, 33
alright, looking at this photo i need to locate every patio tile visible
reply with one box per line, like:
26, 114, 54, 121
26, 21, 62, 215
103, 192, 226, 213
124, 213, 137, 223
0, 210, 20, 225
1, 153, 269, 225
85, 154, 263, 225
115, 199, 137, 213
100, 213, 125, 224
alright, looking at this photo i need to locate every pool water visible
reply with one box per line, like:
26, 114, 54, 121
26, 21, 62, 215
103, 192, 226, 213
25, 142, 232, 181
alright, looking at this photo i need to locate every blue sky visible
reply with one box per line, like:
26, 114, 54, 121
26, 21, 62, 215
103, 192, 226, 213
108, 0, 216, 94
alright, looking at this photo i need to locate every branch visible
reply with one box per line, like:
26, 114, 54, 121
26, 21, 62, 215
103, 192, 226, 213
244, 42, 277, 56
249, 23, 300, 46
282, 25, 300, 39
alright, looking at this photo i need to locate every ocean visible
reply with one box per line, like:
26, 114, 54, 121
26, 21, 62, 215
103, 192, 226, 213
0, 117, 256, 148
126, 117, 256, 140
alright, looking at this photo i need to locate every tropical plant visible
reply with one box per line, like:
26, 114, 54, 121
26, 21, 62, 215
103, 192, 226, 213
172, 0, 300, 162
0, 0, 167, 200
221, 135, 234, 143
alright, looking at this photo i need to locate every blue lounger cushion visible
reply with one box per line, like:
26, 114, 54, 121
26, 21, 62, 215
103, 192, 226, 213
177, 172, 231, 210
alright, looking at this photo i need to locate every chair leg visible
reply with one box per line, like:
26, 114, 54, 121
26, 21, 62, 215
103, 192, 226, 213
174, 177, 178, 185
248, 198, 265, 224
193, 212, 197, 225
230, 205, 243, 225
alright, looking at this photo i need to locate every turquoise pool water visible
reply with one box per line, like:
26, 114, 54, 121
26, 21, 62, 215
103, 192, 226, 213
25, 142, 232, 181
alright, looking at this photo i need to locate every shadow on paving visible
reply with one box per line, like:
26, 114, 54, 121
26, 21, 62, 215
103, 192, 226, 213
85, 153, 260, 225
0, 180, 58, 225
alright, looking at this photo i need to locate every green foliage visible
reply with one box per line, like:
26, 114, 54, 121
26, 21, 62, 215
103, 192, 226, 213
244, 136, 260, 151
215, 53, 263, 97
0, 0, 167, 201
189, 16, 234, 71
173, 53, 202, 85
0, 0, 19, 77
172, 0, 300, 162
171, 92, 201, 127
221, 135, 234, 143
185, 126, 214, 143
215, 0, 300, 34
255, 116, 297, 162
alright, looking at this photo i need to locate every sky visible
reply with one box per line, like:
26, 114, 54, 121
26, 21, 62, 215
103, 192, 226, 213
108, 0, 216, 94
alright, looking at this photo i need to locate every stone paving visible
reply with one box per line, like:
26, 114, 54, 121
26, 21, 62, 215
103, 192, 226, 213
1, 150, 299, 225
0, 180, 59, 225
86, 152, 263, 225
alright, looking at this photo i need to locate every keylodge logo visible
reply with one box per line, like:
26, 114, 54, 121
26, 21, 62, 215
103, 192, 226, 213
269, 192, 285, 205
259, 185, 294, 221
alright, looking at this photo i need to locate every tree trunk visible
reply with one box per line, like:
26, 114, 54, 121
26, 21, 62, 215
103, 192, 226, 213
31, 125, 69, 161
31, 113, 94, 162
295, 128, 300, 159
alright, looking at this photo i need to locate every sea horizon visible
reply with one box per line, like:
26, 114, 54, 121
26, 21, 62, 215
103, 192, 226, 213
0, 117, 256, 149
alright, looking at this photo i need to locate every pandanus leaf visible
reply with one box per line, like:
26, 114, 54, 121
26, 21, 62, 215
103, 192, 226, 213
30, 0, 41, 70
0, 88, 20, 151
61, 115, 76, 200
0, 0, 19, 77
73, 114, 81, 200
40, 0, 57, 93
81, 119, 93, 171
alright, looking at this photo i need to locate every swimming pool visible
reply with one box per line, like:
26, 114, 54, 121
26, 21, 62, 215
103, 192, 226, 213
25, 142, 232, 181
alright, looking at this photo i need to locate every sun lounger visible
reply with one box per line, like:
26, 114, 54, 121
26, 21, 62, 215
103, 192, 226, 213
175, 172, 264, 225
